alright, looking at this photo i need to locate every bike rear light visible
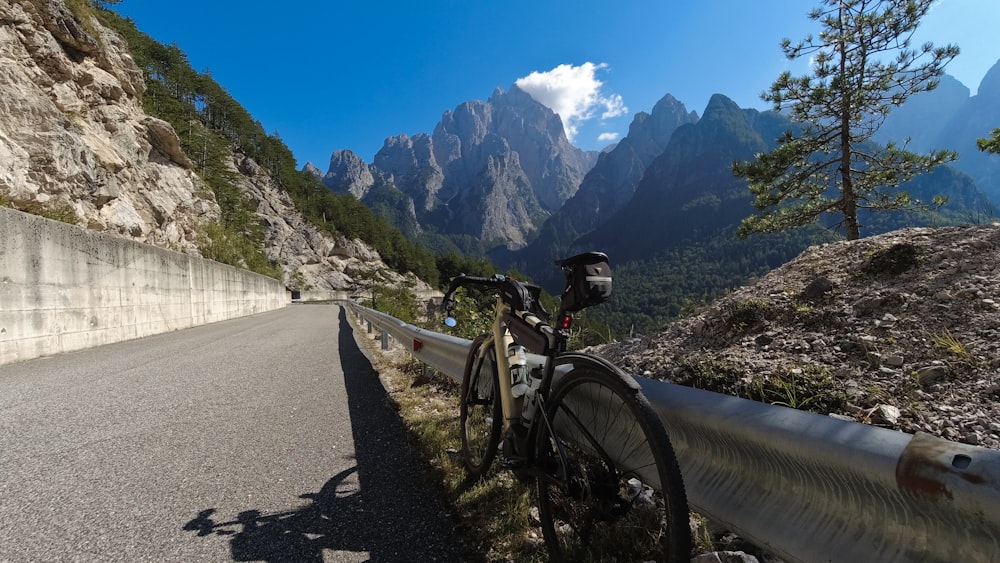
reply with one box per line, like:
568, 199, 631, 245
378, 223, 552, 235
559, 314, 572, 330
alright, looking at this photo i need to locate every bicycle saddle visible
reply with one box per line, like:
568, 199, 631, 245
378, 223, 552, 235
555, 251, 609, 268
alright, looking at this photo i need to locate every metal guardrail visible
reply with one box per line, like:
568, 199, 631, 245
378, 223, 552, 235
346, 302, 1000, 563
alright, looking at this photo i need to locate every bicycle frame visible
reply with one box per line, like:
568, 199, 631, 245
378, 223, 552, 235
489, 296, 522, 428
481, 295, 571, 480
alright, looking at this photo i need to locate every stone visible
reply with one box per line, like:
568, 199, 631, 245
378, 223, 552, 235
875, 404, 902, 425
884, 355, 905, 367
692, 551, 761, 563
593, 224, 1000, 452
916, 366, 948, 385
144, 117, 193, 169
800, 276, 835, 300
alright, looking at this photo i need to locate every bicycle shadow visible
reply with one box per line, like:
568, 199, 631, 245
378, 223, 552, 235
183, 467, 368, 562
182, 306, 476, 562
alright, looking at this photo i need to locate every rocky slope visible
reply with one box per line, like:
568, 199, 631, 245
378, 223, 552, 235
0, 0, 214, 250
0, 0, 399, 292
595, 224, 1000, 451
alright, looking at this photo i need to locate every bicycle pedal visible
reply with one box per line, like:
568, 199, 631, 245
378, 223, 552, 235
502, 438, 523, 460
502, 426, 528, 458
503, 458, 534, 483
502, 457, 526, 469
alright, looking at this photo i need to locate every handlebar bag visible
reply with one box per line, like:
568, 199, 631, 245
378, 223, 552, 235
500, 277, 541, 313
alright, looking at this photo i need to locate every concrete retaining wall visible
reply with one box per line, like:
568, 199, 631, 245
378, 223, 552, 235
0, 206, 287, 365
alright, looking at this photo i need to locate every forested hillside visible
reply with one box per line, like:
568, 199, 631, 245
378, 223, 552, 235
93, 6, 440, 285
573, 96, 990, 336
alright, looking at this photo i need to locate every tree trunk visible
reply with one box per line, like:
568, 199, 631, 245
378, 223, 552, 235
838, 1, 861, 241
842, 174, 860, 240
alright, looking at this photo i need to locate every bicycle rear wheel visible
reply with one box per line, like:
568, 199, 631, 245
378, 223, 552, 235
459, 334, 502, 479
535, 364, 690, 562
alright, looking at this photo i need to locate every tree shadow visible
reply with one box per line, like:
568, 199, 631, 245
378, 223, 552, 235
183, 307, 478, 562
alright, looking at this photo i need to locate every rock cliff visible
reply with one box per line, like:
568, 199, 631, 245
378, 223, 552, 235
322, 85, 600, 250
0, 0, 399, 292
512, 93, 699, 285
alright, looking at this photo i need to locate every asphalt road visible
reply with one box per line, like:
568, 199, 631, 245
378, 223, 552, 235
0, 304, 469, 562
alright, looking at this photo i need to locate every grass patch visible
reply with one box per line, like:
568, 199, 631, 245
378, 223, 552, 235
929, 327, 978, 369
675, 358, 846, 415
7, 199, 80, 225
861, 243, 920, 277
351, 322, 545, 562
722, 298, 769, 336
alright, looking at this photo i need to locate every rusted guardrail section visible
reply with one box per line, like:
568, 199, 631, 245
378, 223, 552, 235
346, 302, 1000, 563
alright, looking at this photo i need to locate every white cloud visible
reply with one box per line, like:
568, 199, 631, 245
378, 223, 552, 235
515, 62, 627, 142
597, 132, 620, 143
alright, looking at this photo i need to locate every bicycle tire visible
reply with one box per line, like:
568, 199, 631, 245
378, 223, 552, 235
535, 364, 691, 562
459, 334, 502, 479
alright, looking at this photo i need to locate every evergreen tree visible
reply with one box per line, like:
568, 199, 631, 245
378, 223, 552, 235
734, 0, 959, 240
978, 128, 1000, 155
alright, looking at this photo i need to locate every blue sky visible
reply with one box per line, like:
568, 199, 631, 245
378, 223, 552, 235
111, 1, 999, 170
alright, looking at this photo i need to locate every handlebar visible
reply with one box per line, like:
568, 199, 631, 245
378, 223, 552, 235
442, 273, 549, 319
441, 273, 503, 309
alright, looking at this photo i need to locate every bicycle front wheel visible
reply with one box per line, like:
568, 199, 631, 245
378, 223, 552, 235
459, 334, 502, 479
535, 365, 691, 562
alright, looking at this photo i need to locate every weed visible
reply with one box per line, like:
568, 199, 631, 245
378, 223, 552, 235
769, 371, 817, 409
860, 243, 920, 277
13, 200, 79, 225
929, 328, 977, 367
931, 328, 967, 356
791, 301, 814, 314
722, 298, 769, 336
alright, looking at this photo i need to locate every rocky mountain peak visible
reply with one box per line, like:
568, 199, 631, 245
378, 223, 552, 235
978, 58, 1000, 98
373, 133, 443, 210
333, 82, 602, 251
511, 92, 699, 286
324, 148, 378, 199
303, 162, 322, 176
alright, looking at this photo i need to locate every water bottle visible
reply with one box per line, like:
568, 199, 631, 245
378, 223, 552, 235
521, 367, 543, 423
507, 343, 529, 398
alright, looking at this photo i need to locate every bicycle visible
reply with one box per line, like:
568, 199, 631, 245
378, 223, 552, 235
441, 251, 691, 562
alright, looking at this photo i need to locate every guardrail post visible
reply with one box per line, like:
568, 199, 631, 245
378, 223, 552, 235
381, 330, 390, 350
367, 320, 373, 333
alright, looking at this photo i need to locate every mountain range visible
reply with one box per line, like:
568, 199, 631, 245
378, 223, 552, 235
308, 60, 999, 331
315, 85, 599, 254
6, 0, 995, 336
874, 64, 1000, 203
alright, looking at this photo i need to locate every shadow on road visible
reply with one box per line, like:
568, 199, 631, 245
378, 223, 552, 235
182, 306, 474, 562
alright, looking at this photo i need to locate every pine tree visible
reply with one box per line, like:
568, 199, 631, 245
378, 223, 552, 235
978, 128, 1000, 155
734, 0, 959, 240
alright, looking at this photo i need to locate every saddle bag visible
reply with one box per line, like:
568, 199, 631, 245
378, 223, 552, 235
561, 256, 612, 312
